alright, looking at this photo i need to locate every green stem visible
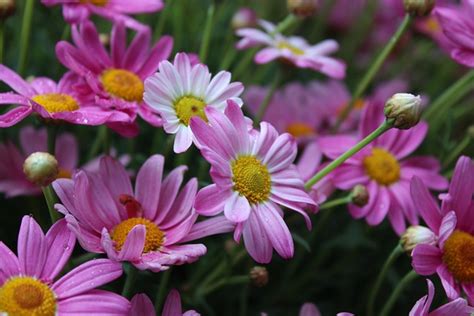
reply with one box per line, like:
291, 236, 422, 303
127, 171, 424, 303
103, 126, 111, 155
305, 120, 393, 190
87, 125, 108, 160
122, 266, 138, 298
154, 268, 172, 313
61, 24, 71, 41
219, 44, 238, 71
367, 244, 404, 316
379, 270, 419, 316
199, 4, 215, 64
42, 185, 60, 224
0, 21, 4, 64
47, 125, 58, 155
443, 134, 471, 168
201, 275, 249, 296
153, 2, 171, 41
17, 0, 35, 76
334, 14, 412, 131
273, 14, 299, 35
319, 196, 351, 210
232, 48, 258, 80
254, 70, 281, 124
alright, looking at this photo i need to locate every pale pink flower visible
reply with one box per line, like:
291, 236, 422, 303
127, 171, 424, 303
56, 21, 173, 137
0, 216, 127, 315
144, 53, 244, 153
236, 20, 346, 79
191, 101, 316, 263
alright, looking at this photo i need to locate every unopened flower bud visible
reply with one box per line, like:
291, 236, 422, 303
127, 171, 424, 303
23, 152, 59, 187
403, 0, 435, 16
231, 7, 257, 30
400, 225, 437, 252
384, 93, 422, 130
287, 0, 318, 17
99, 33, 110, 46
0, 0, 15, 20
250, 266, 268, 287
351, 184, 369, 207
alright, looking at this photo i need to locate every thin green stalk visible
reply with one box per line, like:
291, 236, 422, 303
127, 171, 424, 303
367, 244, 404, 316
122, 266, 138, 298
154, 3, 171, 40
232, 48, 258, 80
443, 134, 471, 168
380, 270, 419, 316
42, 185, 60, 224
273, 14, 299, 35
319, 196, 351, 210
305, 120, 393, 189
199, 4, 215, 63
239, 285, 249, 316
18, 0, 35, 76
335, 14, 412, 130
155, 268, 172, 313
103, 126, 111, 155
0, 21, 4, 64
201, 275, 249, 296
47, 125, 58, 155
254, 70, 281, 124
87, 125, 108, 160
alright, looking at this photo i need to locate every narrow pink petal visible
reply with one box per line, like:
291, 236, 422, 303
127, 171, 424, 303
57, 289, 130, 315
299, 303, 321, 316
365, 186, 391, 226
137, 36, 174, 78
180, 215, 235, 243
0, 64, 34, 96
0, 242, 20, 283
438, 211, 457, 249
18, 216, 47, 277
124, 28, 152, 72
446, 156, 474, 224
111, 21, 126, 67
243, 211, 273, 264
437, 265, 461, 300
224, 192, 251, 223
430, 298, 472, 316
99, 156, 133, 201
118, 225, 145, 261
410, 177, 442, 232
411, 244, 443, 275
194, 184, 230, 216
0, 106, 33, 127
135, 155, 164, 219
162, 289, 183, 316
129, 293, 155, 316
154, 166, 187, 224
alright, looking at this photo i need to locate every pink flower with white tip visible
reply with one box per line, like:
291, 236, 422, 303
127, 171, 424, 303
53, 155, 210, 272
41, 0, 163, 31
190, 101, 316, 264
56, 21, 173, 137
0, 216, 128, 315
144, 52, 244, 153
236, 19, 346, 79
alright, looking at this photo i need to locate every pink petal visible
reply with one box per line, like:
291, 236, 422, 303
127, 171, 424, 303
438, 211, 457, 249
411, 244, 442, 275
117, 225, 146, 261
129, 293, 155, 316
162, 289, 183, 316
0, 242, 20, 283
57, 289, 130, 315
224, 192, 251, 223
18, 216, 47, 277
194, 184, 230, 216
180, 215, 235, 243
243, 211, 273, 264
135, 155, 164, 219
154, 166, 187, 225
0, 64, 34, 96
410, 177, 442, 232
437, 264, 461, 300
299, 303, 321, 316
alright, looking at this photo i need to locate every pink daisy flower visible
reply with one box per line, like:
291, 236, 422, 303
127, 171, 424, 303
435, 0, 474, 67
143, 52, 244, 153
41, 0, 163, 31
53, 155, 208, 272
129, 290, 200, 316
0, 216, 127, 315
411, 156, 474, 303
235, 19, 346, 79
319, 94, 448, 235
56, 21, 173, 137
190, 101, 316, 263
0, 66, 130, 127
409, 279, 474, 316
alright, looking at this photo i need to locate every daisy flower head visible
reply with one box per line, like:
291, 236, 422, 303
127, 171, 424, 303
411, 156, 474, 303
0, 67, 130, 127
0, 216, 128, 315
144, 52, 244, 153
41, 0, 163, 31
56, 20, 173, 137
236, 19, 346, 79
190, 101, 316, 264
53, 155, 207, 272
319, 87, 448, 235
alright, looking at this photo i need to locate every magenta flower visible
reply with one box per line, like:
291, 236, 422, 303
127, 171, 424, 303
411, 156, 474, 303
236, 20, 346, 79
56, 21, 173, 137
190, 101, 316, 263
53, 155, 207, 272
0, 66, 130, 127
435, 0, 474, 67
144, 52, 244, 153
319, 91, 448, 235
409, 279, 474, 316
0, 216, 127, 315
41, 0, 163, 31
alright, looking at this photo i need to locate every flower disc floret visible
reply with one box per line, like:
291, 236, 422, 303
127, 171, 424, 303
363, 148, 400, 186
111, 217, 165, 253
174, 96, 207, 126
31, 93, 79, 113
101, 69, 144, 102
443, 230, 474, 283
231, 155, 271, 204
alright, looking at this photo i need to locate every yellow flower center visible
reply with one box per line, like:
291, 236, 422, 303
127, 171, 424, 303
0, 276, 56, 316
277, 41, 305, 55
286, 123, 315, 138
101, 69, 144, 102
336, 98, 365, 117
80, 0, 108, 6
56, 168, 72, 179
111, 217, 165, 253
425, 17, 440, 33
363, 147, 400, 186
443, 230, 474, 283
174, 96, 207, 126
31, 93, 79, 113
231, 155, 271, 204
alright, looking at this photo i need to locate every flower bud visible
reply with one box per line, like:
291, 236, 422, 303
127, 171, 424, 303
351, 184, 369, 207
287, 0, 318, 17
403, 0, 435, 16
400, 225, 437, 252
231, 7, 257, 30
99, 33, 110, 47
384, 93, 422, 130
23, 152, 59, 187
0, 0, 15, 20
250, 266, 268, 287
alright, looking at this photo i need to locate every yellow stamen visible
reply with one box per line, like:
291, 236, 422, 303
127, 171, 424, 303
31, 93, 79, 113
111, 217, 165, 253
174, 96, 207, 126
0, 276, 56, 316
363, 148, 400, 186
101, 69, 144, 102
56, 168, 72, 179
277, 41, 305, 55
231, 155, 271, 204
443, 230, 474, 283
336, 98, 365, 117
425, 17, 440, 33
80, 0, 108, 6
286, 123, 315, 138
